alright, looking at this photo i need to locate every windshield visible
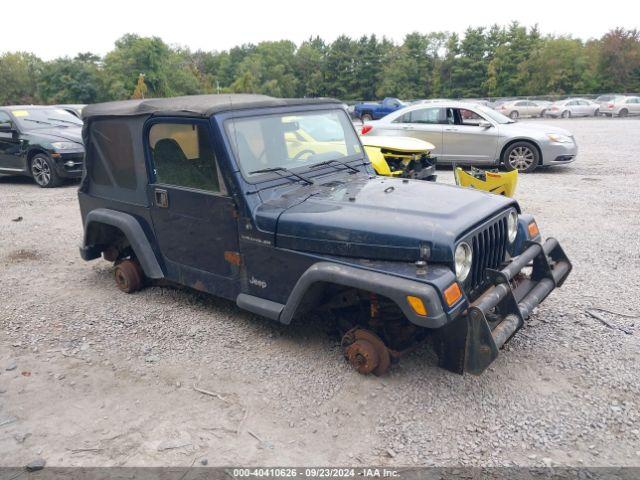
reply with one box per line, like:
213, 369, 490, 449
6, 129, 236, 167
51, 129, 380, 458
476, 106, 514, 124
225, 110, 363, 179
11, 108, 83, 130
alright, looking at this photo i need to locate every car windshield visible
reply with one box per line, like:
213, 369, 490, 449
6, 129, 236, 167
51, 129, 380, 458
476, 106, 514, 124
225, 110, 363, 179
11, 108, 83, 130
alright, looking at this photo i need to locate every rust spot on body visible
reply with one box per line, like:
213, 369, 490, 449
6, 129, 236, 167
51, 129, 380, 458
224, 251, 242, 266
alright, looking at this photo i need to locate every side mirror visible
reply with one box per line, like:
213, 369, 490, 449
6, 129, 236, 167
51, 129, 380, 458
478, 120, 492, 129
0, 122, 14, 132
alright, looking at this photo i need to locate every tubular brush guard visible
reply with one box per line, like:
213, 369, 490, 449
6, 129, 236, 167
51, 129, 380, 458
437, 237, 572, 375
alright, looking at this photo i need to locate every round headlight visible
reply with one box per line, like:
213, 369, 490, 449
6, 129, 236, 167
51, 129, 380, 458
507, 211, 518, 243
455, 242, 472, 282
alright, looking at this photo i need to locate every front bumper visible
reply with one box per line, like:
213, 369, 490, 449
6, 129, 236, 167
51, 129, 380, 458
541, 141, 578, 166
52, 151, 84, 179
436, 237, 572, 375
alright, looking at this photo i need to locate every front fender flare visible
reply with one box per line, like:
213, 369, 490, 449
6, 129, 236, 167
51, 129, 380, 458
279, 261, 449, 328
81, 208, 164, 279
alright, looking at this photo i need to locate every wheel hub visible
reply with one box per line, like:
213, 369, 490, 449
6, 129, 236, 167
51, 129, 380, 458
341, 328, 391, 376
346, 340, 379, 374
509, 147, 534, 170
31, 158, 51, 186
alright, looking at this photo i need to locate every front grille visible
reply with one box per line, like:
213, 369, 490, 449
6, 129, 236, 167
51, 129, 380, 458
468, 215, 508, 292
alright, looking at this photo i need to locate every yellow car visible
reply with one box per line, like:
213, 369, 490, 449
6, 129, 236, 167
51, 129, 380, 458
362, 135, 518, 197
360, 135, 437, 181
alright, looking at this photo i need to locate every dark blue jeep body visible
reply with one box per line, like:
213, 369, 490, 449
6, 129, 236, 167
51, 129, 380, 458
78, 94, 571, 375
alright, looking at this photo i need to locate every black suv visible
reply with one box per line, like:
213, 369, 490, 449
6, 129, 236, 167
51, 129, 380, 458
78, 94, 572, 376
0, 106, 84, 187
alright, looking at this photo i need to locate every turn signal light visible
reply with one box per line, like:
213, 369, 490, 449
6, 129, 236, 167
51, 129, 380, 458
406, 296, 427, 316
528, 221, 540, 237
361, 125, 373, 135
444, 283, 462, 306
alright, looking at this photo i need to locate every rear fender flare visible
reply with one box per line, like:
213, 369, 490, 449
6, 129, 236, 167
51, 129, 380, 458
82, 208, 164, 279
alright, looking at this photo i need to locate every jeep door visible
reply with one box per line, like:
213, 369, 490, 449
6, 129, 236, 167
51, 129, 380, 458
392, 107, 444, 156
146, 119, 239, 283
439, 107, 499, 165
0, 111, 24, 172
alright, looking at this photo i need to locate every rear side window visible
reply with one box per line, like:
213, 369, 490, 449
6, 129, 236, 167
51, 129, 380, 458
148, 122, 222, 193
394, 108, 444, 124
88, 120, 137, 189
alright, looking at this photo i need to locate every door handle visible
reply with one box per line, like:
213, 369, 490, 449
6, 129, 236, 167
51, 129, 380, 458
445, 127, 457, 131
154, 188, 169, 208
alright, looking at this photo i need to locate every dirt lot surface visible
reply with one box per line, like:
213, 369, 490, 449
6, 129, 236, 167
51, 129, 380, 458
1, 118, 639, 468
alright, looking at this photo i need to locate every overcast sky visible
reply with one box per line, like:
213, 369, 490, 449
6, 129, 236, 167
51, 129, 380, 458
3, 0, 639, 60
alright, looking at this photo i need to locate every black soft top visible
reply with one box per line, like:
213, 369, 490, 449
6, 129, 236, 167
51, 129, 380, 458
82, 94, 342, 119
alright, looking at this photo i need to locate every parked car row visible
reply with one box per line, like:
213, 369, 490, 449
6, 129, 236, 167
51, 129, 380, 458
352, 95, 640, 121
360, 101, 577, 173
0, 105, 85, 187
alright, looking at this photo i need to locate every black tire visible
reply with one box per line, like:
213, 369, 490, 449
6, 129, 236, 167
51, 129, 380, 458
509, 110, 519, 119
361, 113, 373, 122
619, 109, 628, 117
114, 259, 144, 293
540, 109, 547, 118
30, 154, 62, 188
594, 109, 600, 117
561, 110, 571, 118
503, 141, 540, 173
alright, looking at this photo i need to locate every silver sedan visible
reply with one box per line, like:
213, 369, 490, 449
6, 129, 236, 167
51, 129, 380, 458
360, 102, 578, 173
496, 100, 549, 119
599, 96, 640, 117
545, 98, 600, 118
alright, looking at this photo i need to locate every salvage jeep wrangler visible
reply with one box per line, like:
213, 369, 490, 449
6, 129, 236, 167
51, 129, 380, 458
78, 94, 572, 375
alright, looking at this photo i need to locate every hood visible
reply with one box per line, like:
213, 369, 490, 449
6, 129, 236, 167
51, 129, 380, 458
360, 135, 435, 152
500, 121, 572, 137
256, 176, 517, 262
28, 127, 83, 145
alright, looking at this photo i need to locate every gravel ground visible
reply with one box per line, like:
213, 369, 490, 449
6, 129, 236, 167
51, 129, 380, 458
1, 117, 639, 468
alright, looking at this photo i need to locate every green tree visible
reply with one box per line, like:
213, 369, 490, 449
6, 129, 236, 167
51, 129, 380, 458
296, 37, 326, 97
486, 23, 541, 96
597, 28, 640, 93
448, 27, 489, 98
102, 34, 204, 99
378, 33, 442, 99
0, 52, 43, 104
38, 53, 103, 104
522, 36, 593, 95
324, 36, 356, 99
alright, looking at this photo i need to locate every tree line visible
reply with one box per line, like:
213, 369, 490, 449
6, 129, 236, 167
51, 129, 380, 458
1, 23, 639, 106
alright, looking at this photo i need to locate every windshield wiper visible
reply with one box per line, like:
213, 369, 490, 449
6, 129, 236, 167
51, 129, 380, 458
48, 117, 81, 126
22, 118, 54, 126
249, 167, 314, 185
310, 158, 360, 173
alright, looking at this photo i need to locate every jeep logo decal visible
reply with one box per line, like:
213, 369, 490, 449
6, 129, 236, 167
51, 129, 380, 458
249, 276, 267, 289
